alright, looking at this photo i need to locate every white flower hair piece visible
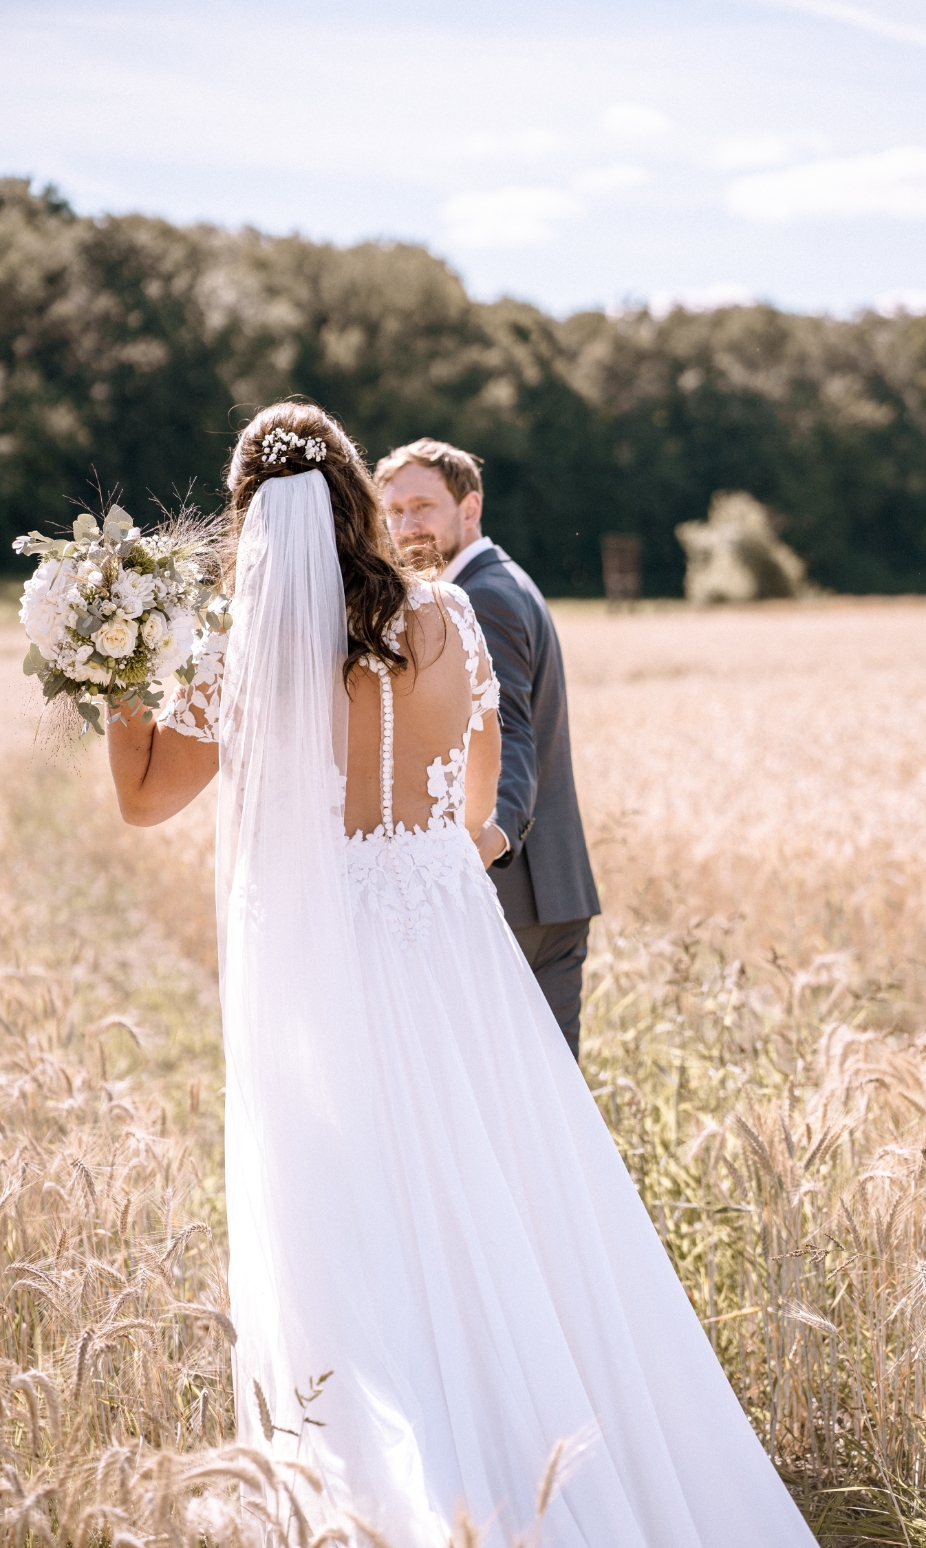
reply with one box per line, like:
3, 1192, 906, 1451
260, 427, 328, 467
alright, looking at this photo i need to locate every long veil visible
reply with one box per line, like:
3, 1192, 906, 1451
215, 471, 418, 1521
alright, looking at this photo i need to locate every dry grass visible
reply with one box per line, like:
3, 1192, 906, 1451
4, 595, 926, 1543
559, 596, 926, 1544
562, 597, 926, 997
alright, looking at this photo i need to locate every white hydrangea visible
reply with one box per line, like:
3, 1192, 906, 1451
20, 558, 77, 661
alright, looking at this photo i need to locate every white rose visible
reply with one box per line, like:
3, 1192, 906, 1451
20, 558, 77, 660
112, 567, 155, 618
93, 612, 138, 659
154, 612, 195, 677
141, 610, 168, 648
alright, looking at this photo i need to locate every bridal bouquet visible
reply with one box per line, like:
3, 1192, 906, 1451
14, 503, 223, 736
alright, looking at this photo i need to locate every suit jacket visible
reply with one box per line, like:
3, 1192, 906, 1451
454, 544, 600, 930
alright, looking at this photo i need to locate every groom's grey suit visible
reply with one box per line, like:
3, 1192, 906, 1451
453, 544, 599, 1057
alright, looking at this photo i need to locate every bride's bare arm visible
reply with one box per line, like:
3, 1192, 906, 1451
106, 702, 218, 826
465, 707, 502, 848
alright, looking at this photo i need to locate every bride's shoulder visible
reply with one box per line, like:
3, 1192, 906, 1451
399, 579, 479, 660
403, 577, 436, 611
401, 577, 469, 616
422, 581, 488, 666
414, 578, 472, 615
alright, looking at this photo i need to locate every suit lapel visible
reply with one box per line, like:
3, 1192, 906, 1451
452, 545, 506, 591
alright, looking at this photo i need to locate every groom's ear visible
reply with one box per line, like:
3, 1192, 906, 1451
459, 488, 483, 534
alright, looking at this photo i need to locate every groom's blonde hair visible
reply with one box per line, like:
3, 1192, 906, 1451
374, 439, 483, 504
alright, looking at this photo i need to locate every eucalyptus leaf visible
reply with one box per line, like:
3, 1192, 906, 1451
73, 512, 99, 542
14, 533, 54, 558
22, 643, 48, 677
204, 608, 232, 633
42, 672, 68, 700
103, 506, 133, 544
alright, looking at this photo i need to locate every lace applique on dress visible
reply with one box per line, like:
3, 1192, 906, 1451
344, 580, 502, 947
344, 820, 491, 948
382, 579, 430, 656
158, 627, 228, 742
422, 584, 500, 830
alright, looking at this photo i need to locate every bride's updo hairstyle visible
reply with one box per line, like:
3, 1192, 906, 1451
225, 401, 411, 681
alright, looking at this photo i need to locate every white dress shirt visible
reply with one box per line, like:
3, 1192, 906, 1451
441, 534, 494, 586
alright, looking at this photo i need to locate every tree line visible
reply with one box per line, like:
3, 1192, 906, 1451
2, 176, 925, 596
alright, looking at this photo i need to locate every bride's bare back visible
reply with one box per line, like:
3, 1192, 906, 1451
104, 579, 501, 848
345, 583, 499, 840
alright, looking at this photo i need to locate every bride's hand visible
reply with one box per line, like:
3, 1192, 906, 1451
474, 821, 508, 870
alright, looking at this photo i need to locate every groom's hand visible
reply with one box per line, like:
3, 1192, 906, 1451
475, 821, 509, 870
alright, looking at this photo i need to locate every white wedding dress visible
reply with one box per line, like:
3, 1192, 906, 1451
162, 472, 814, 1547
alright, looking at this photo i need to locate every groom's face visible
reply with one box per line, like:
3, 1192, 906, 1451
382, 465, 481, 564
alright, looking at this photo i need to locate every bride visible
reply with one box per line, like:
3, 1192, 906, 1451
106, 403, 815, 1546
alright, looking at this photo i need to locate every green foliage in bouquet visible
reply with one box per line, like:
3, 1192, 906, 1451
14, 501, 225, 738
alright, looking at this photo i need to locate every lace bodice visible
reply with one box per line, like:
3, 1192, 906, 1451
159, 580, 500, 839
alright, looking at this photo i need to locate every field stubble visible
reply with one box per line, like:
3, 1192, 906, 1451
3, 596, 926, 1543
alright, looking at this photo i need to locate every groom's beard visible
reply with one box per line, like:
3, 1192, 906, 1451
395, 532, 457, 569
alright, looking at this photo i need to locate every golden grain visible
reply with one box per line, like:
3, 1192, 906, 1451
3, 599, 926, 1544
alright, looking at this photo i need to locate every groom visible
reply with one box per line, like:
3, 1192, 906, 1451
376, 439, 600, 1060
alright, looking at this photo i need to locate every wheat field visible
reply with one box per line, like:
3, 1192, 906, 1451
3, 590, 926, 1544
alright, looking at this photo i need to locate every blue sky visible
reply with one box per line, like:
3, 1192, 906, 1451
1, 0, 924, 316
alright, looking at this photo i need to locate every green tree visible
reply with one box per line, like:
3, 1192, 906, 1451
3, 177, 926, 595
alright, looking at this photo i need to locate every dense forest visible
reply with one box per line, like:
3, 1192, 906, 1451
2, 176, 925, 595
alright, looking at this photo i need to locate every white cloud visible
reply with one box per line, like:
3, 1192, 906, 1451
573, 163, 650, 195
455, 129, 562, 163
601, 103, 672, 142
440, 186, 580, 249
440, 162, 648, 254
712, 135, 800, 171
728, 146, 926, 221
876, 287, 926, 314
761, 0, 926, 47
647, 283, 757, 317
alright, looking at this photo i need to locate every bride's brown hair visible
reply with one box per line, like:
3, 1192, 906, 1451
224, 402, 411, 681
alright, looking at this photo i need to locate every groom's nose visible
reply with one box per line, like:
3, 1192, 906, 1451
390, 508, 429, 537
